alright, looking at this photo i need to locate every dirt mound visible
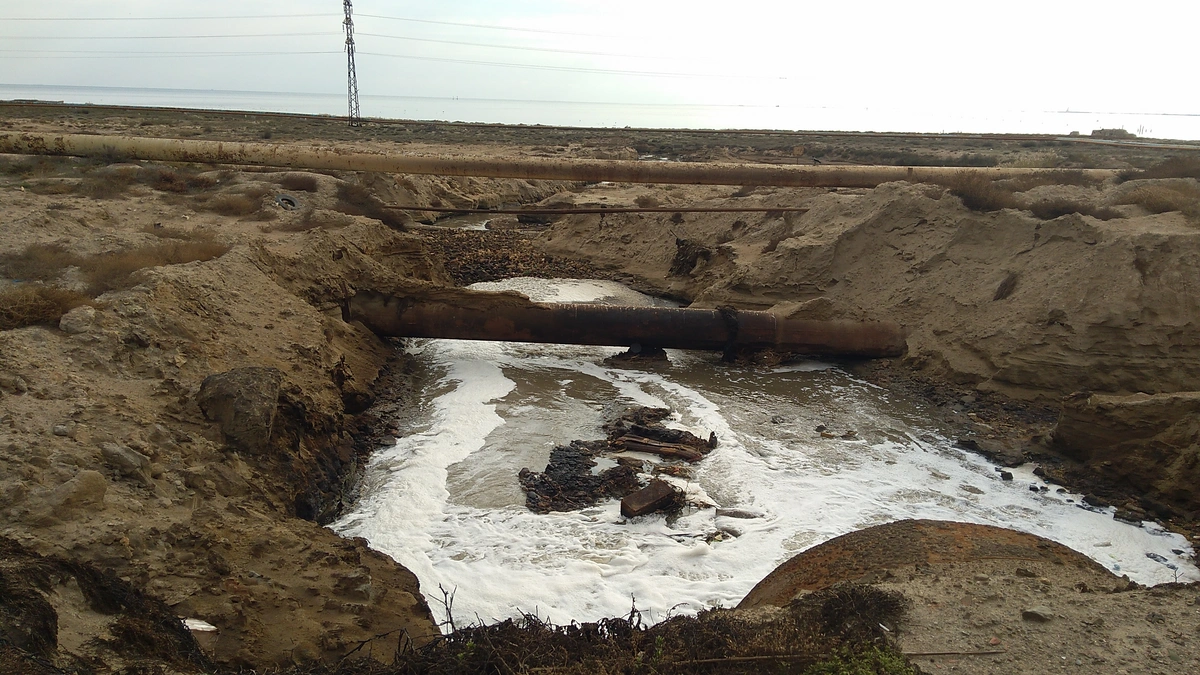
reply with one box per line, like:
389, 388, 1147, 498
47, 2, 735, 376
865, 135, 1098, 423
739, 519, 1113, 609
541, 180, 1200, 400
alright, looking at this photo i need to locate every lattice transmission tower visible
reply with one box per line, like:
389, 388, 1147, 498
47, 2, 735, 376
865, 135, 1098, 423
343, 0, 361, 126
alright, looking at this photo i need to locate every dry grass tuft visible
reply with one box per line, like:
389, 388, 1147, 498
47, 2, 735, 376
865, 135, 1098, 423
1028, 199, 1123, 221
1117, 183, 1200, 218
0, 243, 81, 281
335, 182, 407, 229
80, 241, 230, 295
279, 173, 321, 192
142, 167, 218, 193
943, 172, 1019, 212
1119, 156, 1200, 182
78, 172, 136, 199
634, 194, 661, 208
0, 285, 91, 331
1000, 170, 1098, 192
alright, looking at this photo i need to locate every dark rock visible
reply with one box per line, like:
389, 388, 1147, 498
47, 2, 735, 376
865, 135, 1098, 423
621, 479, 683, 518
1113, 508, 1144, 525
196, 367, 283, 455
999, 471, 1014, 481
518, 441, 639, 513
1082, 494, 1109, 508
955, 437, 1026, 467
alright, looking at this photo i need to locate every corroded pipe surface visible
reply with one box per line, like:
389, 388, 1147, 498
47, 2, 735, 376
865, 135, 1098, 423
0, 132, 1114, 187
347, 292, 906, 358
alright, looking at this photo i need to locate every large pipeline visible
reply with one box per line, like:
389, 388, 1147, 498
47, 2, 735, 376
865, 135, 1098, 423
347, 292, 906, 358
0, 131, 1115, 187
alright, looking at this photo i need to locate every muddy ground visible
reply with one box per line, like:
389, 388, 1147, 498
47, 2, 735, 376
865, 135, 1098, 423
0, 103, 1198, 673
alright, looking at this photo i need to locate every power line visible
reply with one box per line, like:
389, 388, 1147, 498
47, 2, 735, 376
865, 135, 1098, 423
356, 32, 673, 60
359, 52, 775, 80
0, 32, 337, 40
356, 13, 622, 39
1, 51, 339, 59
0, 14, 337, 21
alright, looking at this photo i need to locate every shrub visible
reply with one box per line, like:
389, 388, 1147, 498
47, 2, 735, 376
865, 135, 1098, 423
142, 167, 217, 194
1119, 156, 1200, 182
0, 285, 90, 330
1117, 184, 1200, 218
335, 182, 407, 229
80, 241, 230, 295
1028, 199, 1122, 221
1000, 170, 1098, 192
634, 194, 661, 208
78, 172, 135, 199
0, 243, 81, 281
279, 173, 320, 192
943, 172, 1019, 211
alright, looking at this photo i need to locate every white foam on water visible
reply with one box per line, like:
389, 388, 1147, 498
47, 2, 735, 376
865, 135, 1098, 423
334, 278, 1198, 630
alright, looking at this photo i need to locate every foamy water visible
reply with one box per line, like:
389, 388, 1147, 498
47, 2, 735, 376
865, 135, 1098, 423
334, 278, 1198, 629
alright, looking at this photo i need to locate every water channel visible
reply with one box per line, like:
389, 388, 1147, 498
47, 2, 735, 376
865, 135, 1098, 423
333, 278, 1198, 629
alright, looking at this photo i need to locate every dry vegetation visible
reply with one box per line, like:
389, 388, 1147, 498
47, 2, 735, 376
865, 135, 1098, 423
1119, 155, 1200, 181
336, 182, 409, 229
279, 173, 321, 192
1027, 199, 1122, 221
195, 185, 271, 217
943, 172, 1020, 212
282, 584, 914, 675
0, 234, 229, 298
1118, 183, 1200, 219
0, 285, 91, 331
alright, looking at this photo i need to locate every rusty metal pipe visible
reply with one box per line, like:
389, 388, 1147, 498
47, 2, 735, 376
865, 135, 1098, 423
0, 132, 1114, 187
347, 292, 906, 358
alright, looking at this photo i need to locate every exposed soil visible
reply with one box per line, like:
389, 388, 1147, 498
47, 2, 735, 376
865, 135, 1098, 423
1, 102, 1199, 673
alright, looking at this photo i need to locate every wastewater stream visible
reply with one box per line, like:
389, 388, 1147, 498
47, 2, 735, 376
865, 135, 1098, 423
333, 278, 1198, 629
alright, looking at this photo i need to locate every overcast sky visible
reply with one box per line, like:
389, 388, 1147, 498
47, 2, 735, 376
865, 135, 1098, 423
2, 1, 1197, 131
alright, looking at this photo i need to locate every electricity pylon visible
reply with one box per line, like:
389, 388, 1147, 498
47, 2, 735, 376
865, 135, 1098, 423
343, 0, 361, 126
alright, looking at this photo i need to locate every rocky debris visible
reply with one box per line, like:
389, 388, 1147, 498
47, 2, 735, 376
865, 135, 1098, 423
196, 367, 283, 455
604, 407, 716, 463
955, 437, 1027, 467
418, 227, 603, 285
520, 407, 715, 514
99, 441, 153, 486
603, 343, 669, 365
518, 440, 640, 513
620, 479, 684, 518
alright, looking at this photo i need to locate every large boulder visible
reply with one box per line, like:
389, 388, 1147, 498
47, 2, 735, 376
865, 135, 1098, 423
196, 367, 284, 455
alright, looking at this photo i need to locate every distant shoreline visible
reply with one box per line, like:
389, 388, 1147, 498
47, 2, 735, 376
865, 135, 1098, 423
5, 99, 1200, 149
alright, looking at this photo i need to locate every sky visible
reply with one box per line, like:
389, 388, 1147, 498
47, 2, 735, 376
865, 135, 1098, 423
1, 1, 1198, 135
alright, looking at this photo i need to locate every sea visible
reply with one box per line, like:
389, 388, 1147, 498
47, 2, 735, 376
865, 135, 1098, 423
3, 83, 1199, 141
